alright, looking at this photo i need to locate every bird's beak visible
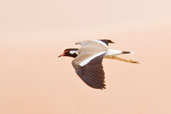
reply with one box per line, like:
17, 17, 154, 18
58, 53, 65, 57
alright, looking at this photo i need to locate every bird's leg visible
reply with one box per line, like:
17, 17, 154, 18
104, 56, 139, 64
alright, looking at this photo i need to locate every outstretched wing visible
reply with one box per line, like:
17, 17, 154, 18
72, 51, 106, 89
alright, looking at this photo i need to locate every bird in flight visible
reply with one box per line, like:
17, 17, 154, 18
58, 39, 139, 89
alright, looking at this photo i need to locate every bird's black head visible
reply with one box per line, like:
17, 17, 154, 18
99, 39, 114, 45
58, 48, 78, 58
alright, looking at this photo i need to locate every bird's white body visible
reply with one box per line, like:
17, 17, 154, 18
59, 39, 139, 89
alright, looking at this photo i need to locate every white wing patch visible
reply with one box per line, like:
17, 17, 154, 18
94, 40, 108, 47
79, 51, 106, 67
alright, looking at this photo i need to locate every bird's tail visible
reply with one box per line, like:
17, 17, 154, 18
104, 55, 139, 64
122, 51, 134, 54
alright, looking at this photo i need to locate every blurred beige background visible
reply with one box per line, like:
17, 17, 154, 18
0, 0, 171, 114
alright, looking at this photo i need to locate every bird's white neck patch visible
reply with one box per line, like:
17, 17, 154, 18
79, 51, 106, 67
69, 50, 78, 55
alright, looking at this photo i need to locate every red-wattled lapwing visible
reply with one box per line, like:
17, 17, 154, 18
59, 39, 139, 89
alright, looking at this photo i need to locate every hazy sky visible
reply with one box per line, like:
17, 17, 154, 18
0, 0, 171, 114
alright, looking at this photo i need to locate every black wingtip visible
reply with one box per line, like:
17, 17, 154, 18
89, 85, 106, 90
99, 39, 114, 45
100, 86, 106, 90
